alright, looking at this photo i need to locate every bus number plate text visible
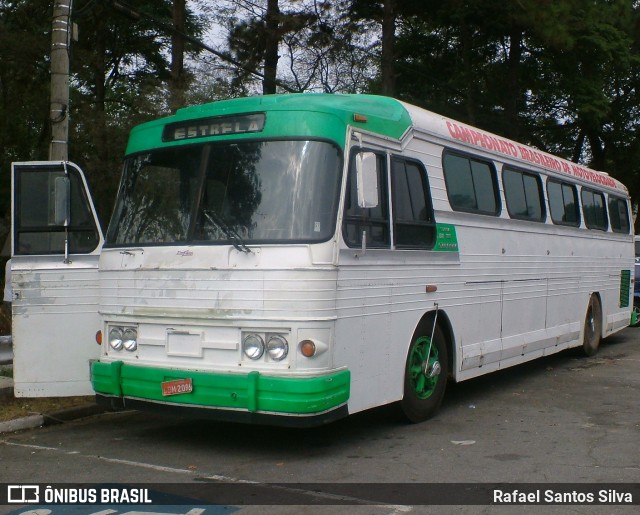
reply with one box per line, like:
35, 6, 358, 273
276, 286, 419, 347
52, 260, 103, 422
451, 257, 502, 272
161, 378, 193, 396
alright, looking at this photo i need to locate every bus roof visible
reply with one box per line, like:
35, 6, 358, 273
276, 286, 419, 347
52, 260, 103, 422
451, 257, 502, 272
400, 101, 627, 193
125, 93, 413, 155
125, 93, 626, 194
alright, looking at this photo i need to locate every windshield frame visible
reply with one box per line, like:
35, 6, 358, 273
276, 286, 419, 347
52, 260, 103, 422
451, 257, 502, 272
104, 137, 344, 248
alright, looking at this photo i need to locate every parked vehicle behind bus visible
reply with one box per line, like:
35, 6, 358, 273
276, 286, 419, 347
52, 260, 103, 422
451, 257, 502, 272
10, 94, 635, 426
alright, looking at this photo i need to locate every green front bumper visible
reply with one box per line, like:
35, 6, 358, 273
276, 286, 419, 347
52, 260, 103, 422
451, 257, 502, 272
91, 361, 350, 415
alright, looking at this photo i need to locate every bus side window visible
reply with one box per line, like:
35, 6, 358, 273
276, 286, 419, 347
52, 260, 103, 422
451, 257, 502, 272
608, 195, 631, 234
442, 151, 500, 215
581, 188, 608, 231
547, 180, 580, 226
343, 151, 389, 248
502, 167, 546, 222
391, 158, 436, 249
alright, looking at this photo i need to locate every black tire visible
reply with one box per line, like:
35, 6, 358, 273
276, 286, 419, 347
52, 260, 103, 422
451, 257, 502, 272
631, 299, 640, 327
582, 294, 602, 356
400, 325, 448, 423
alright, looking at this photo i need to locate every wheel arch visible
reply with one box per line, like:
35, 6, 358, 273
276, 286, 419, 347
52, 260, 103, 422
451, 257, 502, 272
587, 290, 604, 327
411, 308, 455, 380
582, 291, 603, 356
590, 290, 603, 311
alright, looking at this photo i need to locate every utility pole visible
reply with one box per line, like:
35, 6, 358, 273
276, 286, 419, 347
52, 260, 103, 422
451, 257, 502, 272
49, 0, 73, 161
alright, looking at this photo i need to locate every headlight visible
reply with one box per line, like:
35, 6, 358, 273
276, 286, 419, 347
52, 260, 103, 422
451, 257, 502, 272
109, 326, 137, 352
109, 327, 124, 351
122, 327, 138, 352
243, 334, 264, 360
267, 335, 288, 361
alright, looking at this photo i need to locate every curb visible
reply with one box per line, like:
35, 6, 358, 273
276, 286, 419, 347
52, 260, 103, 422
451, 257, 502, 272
42, 404, 106, 425
0, 414, 44, 433
0, 404, 106, 434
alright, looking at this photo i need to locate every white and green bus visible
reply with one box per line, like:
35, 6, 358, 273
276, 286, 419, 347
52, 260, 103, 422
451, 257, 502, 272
11, 94, 634, 426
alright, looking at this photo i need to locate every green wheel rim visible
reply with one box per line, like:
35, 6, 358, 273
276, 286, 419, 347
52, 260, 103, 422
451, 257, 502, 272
408, 336, 439, 399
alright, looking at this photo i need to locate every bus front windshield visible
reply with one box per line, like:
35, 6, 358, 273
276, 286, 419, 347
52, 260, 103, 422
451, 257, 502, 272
106, 140, 342, 246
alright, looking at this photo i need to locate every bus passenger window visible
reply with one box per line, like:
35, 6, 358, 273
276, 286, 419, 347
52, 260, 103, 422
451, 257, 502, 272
547, 180, 580, 226
442, 151, 500, 215
343, 151, 389, 248
391, 158, 435, 249
503, 168, 545, 222
581, 189, 608, 231
608, 196, 631, 234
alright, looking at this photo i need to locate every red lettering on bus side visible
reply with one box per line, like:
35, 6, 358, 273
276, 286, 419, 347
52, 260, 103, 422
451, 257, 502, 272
446, 121, 461, 140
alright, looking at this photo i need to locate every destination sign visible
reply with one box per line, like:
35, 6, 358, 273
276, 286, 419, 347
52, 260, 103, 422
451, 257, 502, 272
162, 113, 266, 142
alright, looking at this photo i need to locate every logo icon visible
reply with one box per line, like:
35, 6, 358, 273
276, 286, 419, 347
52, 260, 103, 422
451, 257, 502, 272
7, 485, 40, 503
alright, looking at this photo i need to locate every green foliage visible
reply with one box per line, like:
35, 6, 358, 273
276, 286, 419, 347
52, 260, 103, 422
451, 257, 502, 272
387, 0, 640, 228
0, 0, 205, 229
0, 0, 639, 234
0, 1, 52, 224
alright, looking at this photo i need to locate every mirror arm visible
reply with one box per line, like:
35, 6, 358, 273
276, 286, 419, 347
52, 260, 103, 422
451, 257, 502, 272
62, 162, 71, 264
356, 230, 367, 259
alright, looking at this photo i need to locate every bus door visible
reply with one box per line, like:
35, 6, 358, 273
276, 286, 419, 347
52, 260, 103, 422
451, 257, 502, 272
11, 161, 104, 397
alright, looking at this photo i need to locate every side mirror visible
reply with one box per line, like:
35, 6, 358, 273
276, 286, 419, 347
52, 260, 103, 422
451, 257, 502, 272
54, 175, 70, 226
356, 152, 379, 209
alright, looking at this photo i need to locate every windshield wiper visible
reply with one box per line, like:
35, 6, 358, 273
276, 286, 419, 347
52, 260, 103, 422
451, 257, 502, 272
203, 210, 252, 254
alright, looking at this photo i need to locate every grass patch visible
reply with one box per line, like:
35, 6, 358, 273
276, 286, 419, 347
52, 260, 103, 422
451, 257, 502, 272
0, 365, 97, 423
0, 396, 95, 422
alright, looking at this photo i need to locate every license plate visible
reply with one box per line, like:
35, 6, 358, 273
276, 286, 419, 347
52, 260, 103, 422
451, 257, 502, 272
161, 378, 193, 396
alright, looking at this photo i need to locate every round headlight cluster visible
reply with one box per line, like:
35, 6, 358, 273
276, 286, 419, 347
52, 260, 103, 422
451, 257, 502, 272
122, 328, 137, 351
242, 333, 289, 361
109, 327, 124, 351
109, 326, 138, 352
267, 335, 288, 361
242, 334, 264, 360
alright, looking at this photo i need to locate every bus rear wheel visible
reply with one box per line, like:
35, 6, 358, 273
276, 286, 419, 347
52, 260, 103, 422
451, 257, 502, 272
582, 295, 602, 356
400, 325, 448, 423
631, 299, 640, 327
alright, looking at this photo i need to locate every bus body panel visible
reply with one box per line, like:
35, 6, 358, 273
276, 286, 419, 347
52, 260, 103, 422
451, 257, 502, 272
399, 126, 633, 384
11, 257, 101, 397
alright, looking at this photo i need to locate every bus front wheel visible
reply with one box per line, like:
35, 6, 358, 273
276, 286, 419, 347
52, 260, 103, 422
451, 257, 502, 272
582, 295, 602, 356
400, 325, 448, 423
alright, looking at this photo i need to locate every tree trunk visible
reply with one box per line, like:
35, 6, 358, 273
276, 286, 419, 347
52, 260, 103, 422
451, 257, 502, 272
460, 20, 477, 126
92, 13, 109, 190
572, 130, 585, 163
587, 130, 606, 171
263, 0, 280, 95
504, 29, 523, 140
170, 0, 186, 113
380, 0, 396, 96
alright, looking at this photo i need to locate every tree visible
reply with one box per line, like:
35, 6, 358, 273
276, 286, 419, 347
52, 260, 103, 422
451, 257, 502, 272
219, 1, 375, 94
69, 0, 204, 225
0, 1, 52, 214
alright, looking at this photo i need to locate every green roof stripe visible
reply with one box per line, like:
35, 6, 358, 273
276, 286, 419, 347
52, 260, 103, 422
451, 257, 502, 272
125, 93, 412, 155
